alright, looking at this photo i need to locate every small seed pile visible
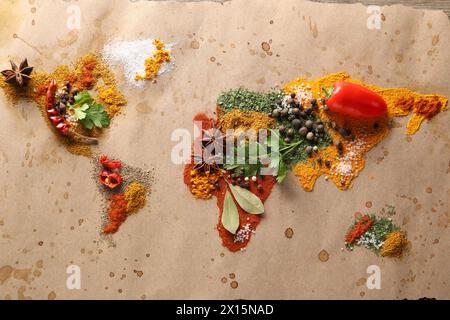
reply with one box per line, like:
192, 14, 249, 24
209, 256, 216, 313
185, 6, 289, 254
270, 90, 332, 161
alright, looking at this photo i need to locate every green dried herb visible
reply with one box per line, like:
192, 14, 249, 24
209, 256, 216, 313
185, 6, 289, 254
217, 88, 284, 114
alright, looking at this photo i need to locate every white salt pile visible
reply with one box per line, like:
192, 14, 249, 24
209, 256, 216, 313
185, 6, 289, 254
102, 38, 175, 87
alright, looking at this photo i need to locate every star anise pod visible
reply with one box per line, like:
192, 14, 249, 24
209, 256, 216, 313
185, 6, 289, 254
1, 59, 33, 86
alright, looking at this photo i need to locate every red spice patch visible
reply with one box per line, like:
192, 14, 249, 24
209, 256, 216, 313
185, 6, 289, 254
215, 175, 276, 252
80, 60, 97, 89
103, 194, 128, 234
345, 215, 374, 244
414, 96, 442, 119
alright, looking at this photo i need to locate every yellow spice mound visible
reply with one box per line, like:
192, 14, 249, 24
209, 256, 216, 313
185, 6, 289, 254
135, 38, 171, 81
189, 169, 221, 200
220, 108, 275, 139
380, 231, 408, 258
124, 182, 147, 214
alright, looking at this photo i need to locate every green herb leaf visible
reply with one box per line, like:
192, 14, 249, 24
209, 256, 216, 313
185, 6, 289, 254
322, 86, 334, 100
228, 183, 264, 214
222, 191, 240, 234
73, 103, 89, 120
72, 91, 110, 129
276, 159, 289, 184
225, 140, 264, 177
74, 91, 92, 105
80, 117, 94, 130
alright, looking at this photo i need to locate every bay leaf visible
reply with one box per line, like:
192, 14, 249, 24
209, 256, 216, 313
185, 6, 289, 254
228, 184, 264, 214
222, 191, 239, 234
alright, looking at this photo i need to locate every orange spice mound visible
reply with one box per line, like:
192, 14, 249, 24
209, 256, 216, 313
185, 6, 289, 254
103, 194, 128, 234
287, 71, 447, 191
135, 38, 171, 81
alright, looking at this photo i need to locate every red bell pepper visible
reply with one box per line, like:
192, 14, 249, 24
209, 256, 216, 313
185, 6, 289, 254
323, 81, 387, 119
100, 170, 123, 189
99, 155, 122, 169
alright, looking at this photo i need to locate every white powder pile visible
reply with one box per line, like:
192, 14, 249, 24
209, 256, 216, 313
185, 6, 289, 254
334, 139, 366, 177
102, 38, 175, 87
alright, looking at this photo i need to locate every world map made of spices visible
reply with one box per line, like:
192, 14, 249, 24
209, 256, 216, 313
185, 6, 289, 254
1, 39, 447, 255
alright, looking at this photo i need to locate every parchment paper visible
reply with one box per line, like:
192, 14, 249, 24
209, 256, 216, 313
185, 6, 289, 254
0, 0, 449, 300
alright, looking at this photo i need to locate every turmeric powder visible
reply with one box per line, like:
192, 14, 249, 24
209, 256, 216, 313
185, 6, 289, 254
380, 231, 408, 257
189, 169, 221, 199
135, 38, 171, 81
220, 109, 275, 139
124, 182, 147, 214
98, 85, 127, 117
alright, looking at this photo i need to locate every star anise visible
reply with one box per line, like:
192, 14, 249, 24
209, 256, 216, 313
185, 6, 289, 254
1, 59, 33, 86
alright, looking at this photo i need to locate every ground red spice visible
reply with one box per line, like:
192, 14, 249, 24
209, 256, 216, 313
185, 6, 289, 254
414, 96, 442, 119
395, 95, 415, 112
103, 193, 128, 234
215, 175, 276, 252
345, 215, 374, 244
65, 72, 78, 85
34, 82, 50, 99
80, 60, 97, 89
183, 112, 277, 252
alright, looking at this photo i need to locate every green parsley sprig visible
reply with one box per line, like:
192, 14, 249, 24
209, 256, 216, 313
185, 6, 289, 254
69, 91, 110, 130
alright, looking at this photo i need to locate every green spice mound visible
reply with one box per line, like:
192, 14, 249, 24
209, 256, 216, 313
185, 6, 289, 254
217, 88, 284, 114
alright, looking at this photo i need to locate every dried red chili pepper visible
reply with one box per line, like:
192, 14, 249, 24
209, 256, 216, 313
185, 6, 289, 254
323, 82, 387, 119
45, 79, 97, 144
99, 155, 122, 170
100, 170, 123, 189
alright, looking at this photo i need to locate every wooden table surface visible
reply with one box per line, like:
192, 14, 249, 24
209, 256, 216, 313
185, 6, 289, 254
310, 0, 450, 18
